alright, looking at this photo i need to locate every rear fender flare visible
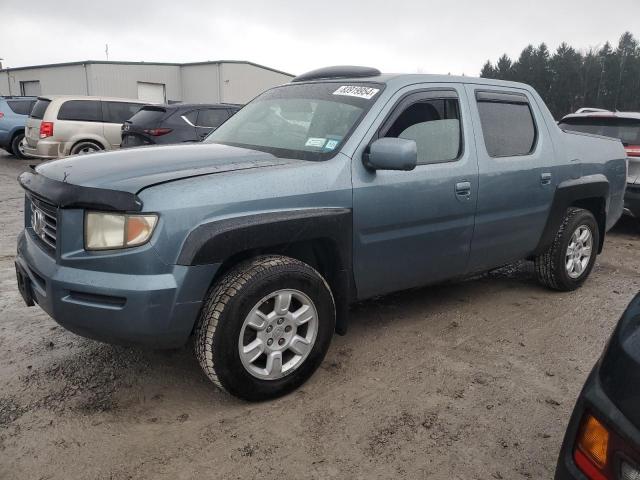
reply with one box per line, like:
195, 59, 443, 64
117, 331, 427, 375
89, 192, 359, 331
534, 175, 609, 255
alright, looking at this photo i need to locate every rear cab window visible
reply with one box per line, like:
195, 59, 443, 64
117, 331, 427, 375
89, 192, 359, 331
30, 99, 51, 119
475, 91, 537, 157
57, 100, 102, 122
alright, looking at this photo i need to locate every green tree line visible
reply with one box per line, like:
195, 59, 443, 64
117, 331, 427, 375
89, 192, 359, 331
480, 32, 640, 119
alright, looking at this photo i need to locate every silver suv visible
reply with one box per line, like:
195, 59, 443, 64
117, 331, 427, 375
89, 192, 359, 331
23, 96, 147, 158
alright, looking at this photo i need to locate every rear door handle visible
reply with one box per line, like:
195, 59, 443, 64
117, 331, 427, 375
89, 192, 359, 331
455, 181, 472, 196
541, 172, 552, 185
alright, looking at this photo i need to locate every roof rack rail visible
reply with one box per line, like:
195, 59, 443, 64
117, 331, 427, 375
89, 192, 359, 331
292, 66, 381, 83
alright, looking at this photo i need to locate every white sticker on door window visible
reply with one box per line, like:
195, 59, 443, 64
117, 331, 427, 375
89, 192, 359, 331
305, 137, 326, 148
333, 85, 380, 100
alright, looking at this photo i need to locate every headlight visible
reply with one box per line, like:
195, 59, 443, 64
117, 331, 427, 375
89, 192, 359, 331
85, 212, 158, 250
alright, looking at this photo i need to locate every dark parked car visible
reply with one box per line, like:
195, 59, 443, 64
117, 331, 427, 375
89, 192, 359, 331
0, 95, 36, 158
559, 111, 640, 220
120, 103, 240, 148
556, 293, 640, 480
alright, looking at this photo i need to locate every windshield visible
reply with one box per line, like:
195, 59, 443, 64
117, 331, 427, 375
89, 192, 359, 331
559, 117, 640, 146
204, 82, 383, 160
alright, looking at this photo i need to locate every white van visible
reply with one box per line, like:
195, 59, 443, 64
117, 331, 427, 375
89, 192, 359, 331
23, 96, 147, 158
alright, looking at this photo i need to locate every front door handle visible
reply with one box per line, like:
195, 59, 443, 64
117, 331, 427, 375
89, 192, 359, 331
541, 172, 552, 185
455, 181, 472, 196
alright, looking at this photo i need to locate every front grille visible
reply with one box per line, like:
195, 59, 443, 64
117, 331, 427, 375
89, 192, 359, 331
29, 195, 58, 253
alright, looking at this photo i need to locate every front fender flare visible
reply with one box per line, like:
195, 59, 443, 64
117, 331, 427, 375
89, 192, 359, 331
177, 208, 354, 334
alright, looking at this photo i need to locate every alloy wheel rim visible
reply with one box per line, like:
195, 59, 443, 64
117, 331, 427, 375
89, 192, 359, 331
78, 146, 97, 154
238, 289, 318, 380
565, 224, 593, 279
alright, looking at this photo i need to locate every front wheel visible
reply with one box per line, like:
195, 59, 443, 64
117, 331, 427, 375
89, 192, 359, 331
535, 207, 599, 291
195, 255, 336, 401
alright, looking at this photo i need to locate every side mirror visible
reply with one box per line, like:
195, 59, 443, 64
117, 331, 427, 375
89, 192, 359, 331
365, 137, 417, 171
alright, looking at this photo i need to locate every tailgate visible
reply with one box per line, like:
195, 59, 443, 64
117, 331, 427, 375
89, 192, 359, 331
25, 117, 41, 147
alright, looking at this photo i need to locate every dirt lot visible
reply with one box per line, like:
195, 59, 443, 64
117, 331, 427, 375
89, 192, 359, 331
0, 149, 638, 480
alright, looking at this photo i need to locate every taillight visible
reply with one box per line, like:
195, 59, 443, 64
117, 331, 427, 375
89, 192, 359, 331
0, 112, 4, 119
39, 122, 54, 139
143, 128, 172, 136
625, 145, 640, 157
574, 413, 640, 480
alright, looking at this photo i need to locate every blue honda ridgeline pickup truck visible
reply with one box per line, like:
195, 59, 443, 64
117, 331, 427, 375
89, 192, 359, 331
15, 67, 627, 400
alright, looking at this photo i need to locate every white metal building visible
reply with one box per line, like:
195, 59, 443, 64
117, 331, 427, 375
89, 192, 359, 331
0, 60, 294, 104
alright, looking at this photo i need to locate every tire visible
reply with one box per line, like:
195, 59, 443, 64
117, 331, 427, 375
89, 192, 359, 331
70, 140, 102, 156
11, 133, 28, 159
535, 207, 599, 291
195, 255, 335, 401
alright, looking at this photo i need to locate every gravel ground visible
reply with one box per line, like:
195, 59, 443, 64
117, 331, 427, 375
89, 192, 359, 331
0, 149, 639, 480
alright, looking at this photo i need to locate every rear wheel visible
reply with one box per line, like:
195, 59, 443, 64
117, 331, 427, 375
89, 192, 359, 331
195, 255, 335, 401
70, 140, 102, 156
11, 133, 28, 159
535, 207, 599, 291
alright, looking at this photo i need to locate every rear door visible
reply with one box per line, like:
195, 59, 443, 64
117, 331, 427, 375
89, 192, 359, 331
464, 85, 555, 272
102, 101, 144, 148
195, 108, 230, 140
352, 84, 479, 299
56, 99, 103, 147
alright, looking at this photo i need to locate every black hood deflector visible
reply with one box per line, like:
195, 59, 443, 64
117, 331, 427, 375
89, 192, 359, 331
18, 171, 143, 212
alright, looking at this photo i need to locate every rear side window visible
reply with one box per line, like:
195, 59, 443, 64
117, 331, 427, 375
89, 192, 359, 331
476, 93, 537, 157
128, 107, 166, 127
30, 99, 51, 119
382, 95, 462, 164
103, 102, 143, 124
6, 100, 35, 115
57, 100, 102, 122
196, 108, 229, 128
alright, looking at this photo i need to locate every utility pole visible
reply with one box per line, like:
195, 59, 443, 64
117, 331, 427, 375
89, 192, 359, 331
105, 44, 109, 61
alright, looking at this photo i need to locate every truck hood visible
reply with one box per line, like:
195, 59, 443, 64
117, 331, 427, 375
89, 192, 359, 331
34, 143, 294, 194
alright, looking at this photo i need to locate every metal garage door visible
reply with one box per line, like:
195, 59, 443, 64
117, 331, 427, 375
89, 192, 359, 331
137, 82, 166, 104
20, 80, 41, 96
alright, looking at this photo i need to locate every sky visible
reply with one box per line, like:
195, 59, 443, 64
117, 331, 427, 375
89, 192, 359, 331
1, 0, 638, 77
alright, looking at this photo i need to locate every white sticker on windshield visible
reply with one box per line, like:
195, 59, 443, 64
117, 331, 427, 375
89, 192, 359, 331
325, 139, 339, 151
305, 137, 326, 148
333, 85, 380, 100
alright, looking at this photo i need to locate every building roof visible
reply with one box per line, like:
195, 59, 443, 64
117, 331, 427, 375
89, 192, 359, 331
0, 60, 294, 77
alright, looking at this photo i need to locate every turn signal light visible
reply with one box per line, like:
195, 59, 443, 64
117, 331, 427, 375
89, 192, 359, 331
577, 414, 609, 468
39, 121, 54, 138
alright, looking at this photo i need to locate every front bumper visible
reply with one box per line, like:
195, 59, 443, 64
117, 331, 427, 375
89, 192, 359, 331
624, 183, 640, 218
555, 367, 640, 479
16, 229, 218, 348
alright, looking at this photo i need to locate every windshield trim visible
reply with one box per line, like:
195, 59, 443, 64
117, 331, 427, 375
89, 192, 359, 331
206, 81, 386, 161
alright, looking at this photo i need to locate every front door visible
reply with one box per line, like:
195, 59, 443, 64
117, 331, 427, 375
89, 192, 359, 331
352, 84, 479, 299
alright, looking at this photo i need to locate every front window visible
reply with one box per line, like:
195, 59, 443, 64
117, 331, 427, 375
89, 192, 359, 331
204, 82, 383, 160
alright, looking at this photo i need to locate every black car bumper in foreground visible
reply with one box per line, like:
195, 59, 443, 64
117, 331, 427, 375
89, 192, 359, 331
556, 293, 640, 479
